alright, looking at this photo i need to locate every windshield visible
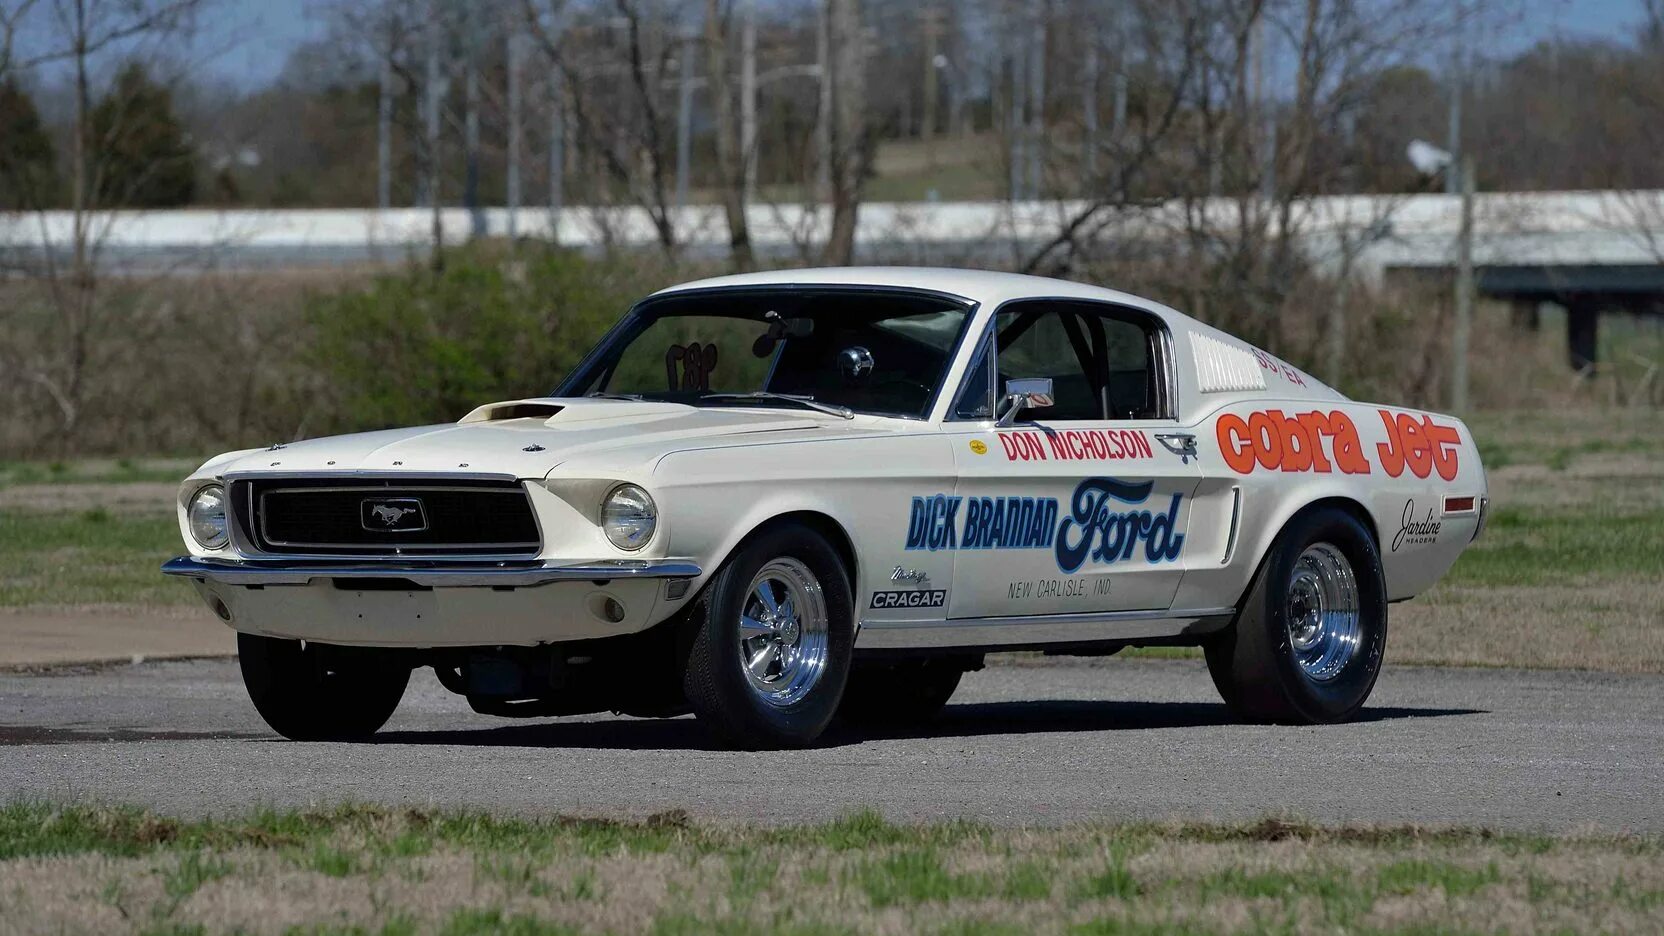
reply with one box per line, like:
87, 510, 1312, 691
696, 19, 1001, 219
559, 288, 974, 419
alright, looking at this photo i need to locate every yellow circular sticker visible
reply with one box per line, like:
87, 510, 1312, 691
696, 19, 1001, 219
969, 439, 989, 455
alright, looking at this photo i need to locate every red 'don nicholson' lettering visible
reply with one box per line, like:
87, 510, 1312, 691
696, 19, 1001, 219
1216, 409, 1372, 475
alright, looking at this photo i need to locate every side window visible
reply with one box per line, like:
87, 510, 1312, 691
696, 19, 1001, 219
994, 302, 1161, 421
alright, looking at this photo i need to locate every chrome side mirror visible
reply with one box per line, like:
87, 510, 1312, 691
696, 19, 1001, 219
996, 377, 1054, 427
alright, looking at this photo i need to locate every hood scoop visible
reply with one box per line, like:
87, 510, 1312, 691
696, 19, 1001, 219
460, 401, 565, 423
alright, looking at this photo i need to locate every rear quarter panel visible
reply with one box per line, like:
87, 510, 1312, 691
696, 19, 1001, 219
1173, 400, 1486, 610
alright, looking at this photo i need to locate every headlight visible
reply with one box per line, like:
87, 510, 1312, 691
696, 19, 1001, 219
601, 483, 656, 550
187, 484, 229, 550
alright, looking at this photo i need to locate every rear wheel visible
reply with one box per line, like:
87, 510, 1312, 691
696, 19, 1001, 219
681, 523, 854, 749
838, 658, 971, 725
238, 633, 409, 740
1204, 506, 1387, 724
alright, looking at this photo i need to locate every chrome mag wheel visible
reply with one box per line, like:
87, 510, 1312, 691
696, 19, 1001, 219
1284, 542, 1362, 684
737, 557, 830, 708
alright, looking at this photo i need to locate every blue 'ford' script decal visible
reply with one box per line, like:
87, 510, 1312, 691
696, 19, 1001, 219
905, 478, 1186, 572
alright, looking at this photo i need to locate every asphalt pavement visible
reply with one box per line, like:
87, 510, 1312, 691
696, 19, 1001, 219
1, 656, 1659, 832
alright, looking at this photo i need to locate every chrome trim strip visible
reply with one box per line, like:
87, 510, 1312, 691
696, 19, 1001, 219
1222, 486, 1242, 565
856, 606, 1235, 649
163, 556, 701, 588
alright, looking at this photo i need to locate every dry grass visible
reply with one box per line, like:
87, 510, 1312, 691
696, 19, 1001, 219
1389, 408, 1664, 674
0, 804, 1658, 935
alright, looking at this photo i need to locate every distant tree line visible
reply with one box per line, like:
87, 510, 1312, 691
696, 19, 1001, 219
3, 1, 1664, 219
0, 63, 196, 210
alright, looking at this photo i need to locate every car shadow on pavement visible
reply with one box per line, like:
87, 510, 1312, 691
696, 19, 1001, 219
368, 699, 1486, 751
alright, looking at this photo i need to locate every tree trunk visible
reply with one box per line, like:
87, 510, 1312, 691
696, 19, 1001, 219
704, 0, 754, 271
824, 0, 865, 265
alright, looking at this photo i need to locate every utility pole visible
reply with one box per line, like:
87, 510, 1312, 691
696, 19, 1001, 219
424, 0, 445, 265
1083, 29, 1097, 188
548, 74, 565, 241
1008, 3, 1026, 202
1026, 5, 1045, 200
1446, 1, 1466, 195
816, 0, 832, 200
463, 0, 483, 239
419, 0, 441, 208
1452, 155, 1475, 413
921, 5, 943, 143
741, 0, 758, 203
507, 32, 523, 240
1252, 7, 1274, 203
377, 14, 393, 211
676, 36, 695, 212
543, 15, 565, 244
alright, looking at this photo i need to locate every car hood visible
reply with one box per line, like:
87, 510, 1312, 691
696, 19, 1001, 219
212, 398, 893, 479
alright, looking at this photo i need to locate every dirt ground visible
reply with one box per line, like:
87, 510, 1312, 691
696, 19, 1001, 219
0, 606, 232, 668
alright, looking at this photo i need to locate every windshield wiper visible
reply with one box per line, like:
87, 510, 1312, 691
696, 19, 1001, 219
585, 391, 645, 401
699, 392, 855, 420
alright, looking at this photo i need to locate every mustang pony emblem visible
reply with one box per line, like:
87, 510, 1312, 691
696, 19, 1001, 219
372, 505, 416, 525
359, 498, 427, 533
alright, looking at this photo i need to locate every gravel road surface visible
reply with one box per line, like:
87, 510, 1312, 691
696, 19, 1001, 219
2, 656, 1658, 832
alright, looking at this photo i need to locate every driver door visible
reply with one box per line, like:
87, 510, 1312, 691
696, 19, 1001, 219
941, 300, 1202, 619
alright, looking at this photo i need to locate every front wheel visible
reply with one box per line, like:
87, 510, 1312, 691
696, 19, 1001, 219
681, 523, 854, 749
238, 633, 409, 740
1204, 506, 1387, 724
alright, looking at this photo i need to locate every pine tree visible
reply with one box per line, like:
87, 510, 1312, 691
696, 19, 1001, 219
0, 79, 59, 210
90, 63, 198, 208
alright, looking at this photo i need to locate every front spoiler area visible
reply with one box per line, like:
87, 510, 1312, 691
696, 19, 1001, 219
162, 556, 701, 588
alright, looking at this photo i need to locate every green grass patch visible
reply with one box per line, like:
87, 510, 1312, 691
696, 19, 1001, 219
0, 803, 1657, 934
0, 508, 190, 607
1446, 504, 1664, 587
0, 458, 193, 489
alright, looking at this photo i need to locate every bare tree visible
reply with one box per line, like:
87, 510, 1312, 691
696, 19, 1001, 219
0, 0, 208, 446
522, 0, 686, 255
823, 0, 865, 265
704, 0, 753, 270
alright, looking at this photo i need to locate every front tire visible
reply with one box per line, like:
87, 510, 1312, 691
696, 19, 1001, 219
1204, 506, 1387, 724
238, 633, 409, 740
682, 523, 855, 749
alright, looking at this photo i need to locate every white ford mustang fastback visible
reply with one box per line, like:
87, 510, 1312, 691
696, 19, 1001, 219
165, 268, 1488, 747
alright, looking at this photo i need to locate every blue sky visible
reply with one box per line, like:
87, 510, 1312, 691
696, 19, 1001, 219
21, 0, 1656, 92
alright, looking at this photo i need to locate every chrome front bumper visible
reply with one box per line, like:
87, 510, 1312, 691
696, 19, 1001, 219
162, 556, 702, 589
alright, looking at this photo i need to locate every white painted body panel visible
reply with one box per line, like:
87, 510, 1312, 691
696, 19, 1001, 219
170, 268, 1486, 651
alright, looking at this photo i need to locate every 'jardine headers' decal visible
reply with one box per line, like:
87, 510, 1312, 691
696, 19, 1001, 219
904, 478, 1186, 574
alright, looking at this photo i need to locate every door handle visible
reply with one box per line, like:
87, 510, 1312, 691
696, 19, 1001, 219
1153, 432, 1198, 463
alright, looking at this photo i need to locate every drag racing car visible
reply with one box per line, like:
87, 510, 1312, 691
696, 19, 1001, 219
164, 268, 1488, 747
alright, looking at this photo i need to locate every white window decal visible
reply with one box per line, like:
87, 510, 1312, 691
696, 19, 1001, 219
1192, 333, 1267, 393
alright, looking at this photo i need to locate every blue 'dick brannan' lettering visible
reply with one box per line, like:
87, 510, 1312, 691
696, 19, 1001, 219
963, 496, 1058, 549
903, 479, 1186, 572
905, 495, 961, 551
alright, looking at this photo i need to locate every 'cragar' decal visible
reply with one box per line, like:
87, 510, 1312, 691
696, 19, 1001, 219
870, 589, 947, 610
998, 428, 1154, 462
904, 478, 1186, 573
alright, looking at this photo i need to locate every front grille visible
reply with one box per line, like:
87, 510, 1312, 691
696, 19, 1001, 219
233, 478, 541, 557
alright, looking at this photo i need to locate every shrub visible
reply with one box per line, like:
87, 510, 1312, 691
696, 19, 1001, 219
304, 246, 671, 432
